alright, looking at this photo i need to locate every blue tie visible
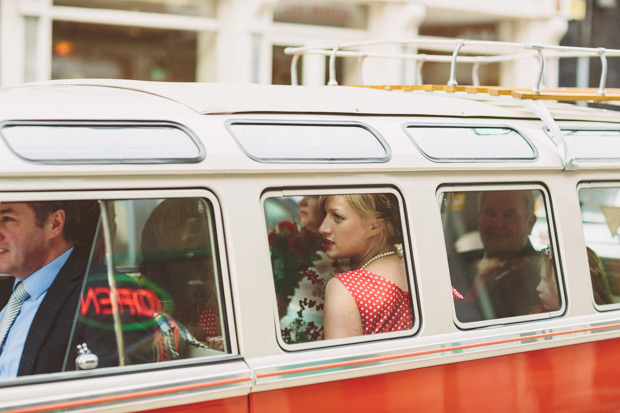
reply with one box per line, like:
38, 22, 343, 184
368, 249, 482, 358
0, 282, 30, 352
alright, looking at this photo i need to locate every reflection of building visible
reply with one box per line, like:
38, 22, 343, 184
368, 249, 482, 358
0, 0, 583, 87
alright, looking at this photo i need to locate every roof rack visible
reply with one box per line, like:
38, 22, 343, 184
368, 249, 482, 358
284, 38, 620, 101
285, 38, 620, 172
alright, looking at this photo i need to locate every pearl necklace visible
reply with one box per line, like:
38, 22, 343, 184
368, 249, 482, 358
359, 250, 396, 270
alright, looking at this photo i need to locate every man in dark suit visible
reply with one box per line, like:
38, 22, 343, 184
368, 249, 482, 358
0, 201, 86, 378
449, 190, 542, 322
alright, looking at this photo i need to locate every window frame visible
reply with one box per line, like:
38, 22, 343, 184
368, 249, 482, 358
577, 181, 620, 312
226, 119, 391, 164
0, 188, 239, 383
404, 123, 538, 163
261, 186, 420, 352
437, 183, 565, 330
0, 120, 205, 164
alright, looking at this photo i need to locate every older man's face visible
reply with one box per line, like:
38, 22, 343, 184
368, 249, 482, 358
478, 191, 536, 259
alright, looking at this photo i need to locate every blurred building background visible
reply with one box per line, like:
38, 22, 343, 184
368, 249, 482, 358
0, 0, 606, 90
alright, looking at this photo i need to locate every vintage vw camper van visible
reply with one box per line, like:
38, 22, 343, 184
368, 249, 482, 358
1, 39, 620, 412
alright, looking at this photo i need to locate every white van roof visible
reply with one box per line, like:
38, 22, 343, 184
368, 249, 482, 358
18, 79, 620, 124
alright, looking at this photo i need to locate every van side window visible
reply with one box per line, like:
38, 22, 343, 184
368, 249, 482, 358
264, 191, 416, 346
578, 186, 620, 307
440, 188, 562, 325
70, 197, 229, 371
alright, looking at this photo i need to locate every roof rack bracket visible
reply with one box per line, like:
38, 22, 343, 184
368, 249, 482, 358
520, 100, 578, 170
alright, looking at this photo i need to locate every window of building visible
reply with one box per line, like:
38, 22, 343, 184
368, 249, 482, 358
52, 21, 197, 81
273, 1, 368, 29
263, 189, 418, 349
439, 186, 563, 327
578, 185, 620, 308
53, 0, 216, 17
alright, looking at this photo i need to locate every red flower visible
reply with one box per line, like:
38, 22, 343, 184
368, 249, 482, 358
268, 232, 278, 246
278, 220, 297, 237
288, 236, 306, 255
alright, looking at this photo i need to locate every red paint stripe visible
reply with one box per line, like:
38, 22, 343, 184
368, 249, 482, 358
257, 321, 620, 378
7, 376, 251, 413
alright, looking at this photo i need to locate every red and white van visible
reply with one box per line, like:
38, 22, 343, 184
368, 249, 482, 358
2, 39, 620, 412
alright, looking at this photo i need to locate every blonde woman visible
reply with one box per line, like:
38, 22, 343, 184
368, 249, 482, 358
319, 194, 412, 339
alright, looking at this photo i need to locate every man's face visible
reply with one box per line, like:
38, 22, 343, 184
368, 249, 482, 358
0, 203, 50, 280
478, 191, 536, 259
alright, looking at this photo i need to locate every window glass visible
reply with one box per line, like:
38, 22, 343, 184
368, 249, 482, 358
439, 188, 562, 325
558, 130, 620, 161
273, 1, 368, 29
578, 186, 620, 306
71, 197, 228, 370
1, 123, 203, 163
264, 191, 415, 346
0, 197, 227, 380
406, 126, 536, 161
52, 21, 197, 81
53, 0, 216, 18
229, 122, 389, 162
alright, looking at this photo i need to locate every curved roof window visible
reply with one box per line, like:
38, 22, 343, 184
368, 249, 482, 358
1, 122, 203, 164
228, 121, 390, 163
405, 125, 536, 162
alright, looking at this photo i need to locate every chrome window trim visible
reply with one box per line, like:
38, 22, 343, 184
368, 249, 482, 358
403, 123, 538, 163
436, 183, 566, 330
0, 188, 238, 386
261, 186, 420, 352
226, 119, 391, 163
0, 120, 205, 164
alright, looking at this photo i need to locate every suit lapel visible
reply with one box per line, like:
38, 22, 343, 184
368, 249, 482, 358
17, 249, 86, 376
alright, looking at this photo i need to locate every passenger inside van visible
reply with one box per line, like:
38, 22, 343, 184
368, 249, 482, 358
587, 246, 615, 305
140, 198, 224, 360
0, 201, 86, 378
449, 190, 542, 321
319, 194, 412, 339
532, 246, 560, 313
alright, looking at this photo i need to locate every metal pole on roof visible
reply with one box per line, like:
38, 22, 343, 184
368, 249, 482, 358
597, 48, 607, 95
531, 46, 545, 94
414, 59, 425, 85
472, 61, 481, 87
328, 45, 339, 86
447, 39, 464, 86
358, 55, 366, 85
290, 54, 300, 86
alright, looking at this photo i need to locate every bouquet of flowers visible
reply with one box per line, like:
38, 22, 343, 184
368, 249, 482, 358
268, 220, 324, 319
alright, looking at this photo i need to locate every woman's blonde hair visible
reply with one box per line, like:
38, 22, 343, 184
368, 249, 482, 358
319, 193, 402, 245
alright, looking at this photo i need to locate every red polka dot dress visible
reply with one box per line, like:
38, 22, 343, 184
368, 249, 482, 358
198, 307, 219, 337
335, 269, 412, 334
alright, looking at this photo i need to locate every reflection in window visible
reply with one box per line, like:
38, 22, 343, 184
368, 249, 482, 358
264, 192, 413, 344
440, 189, 561, 323
69, 197, 228, 371
578, 187, 620, 306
